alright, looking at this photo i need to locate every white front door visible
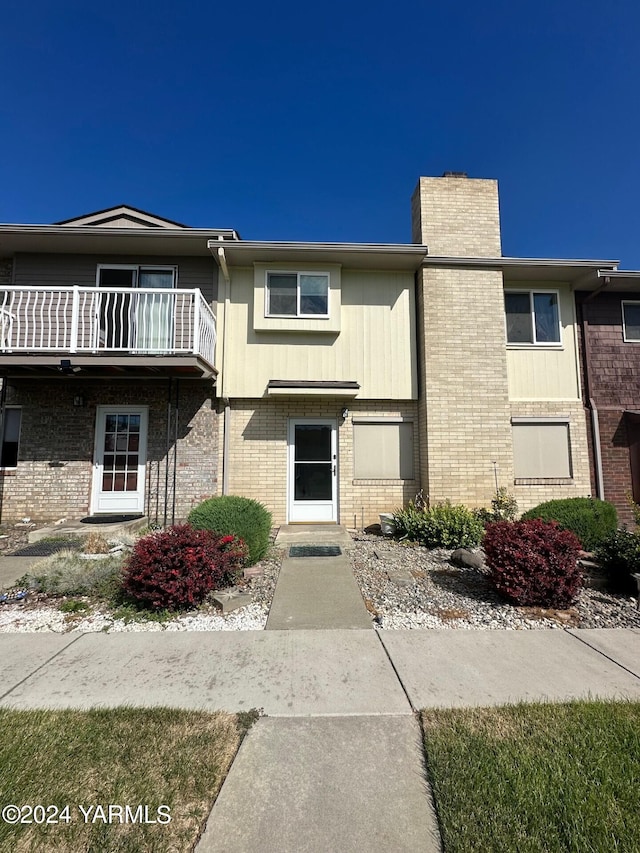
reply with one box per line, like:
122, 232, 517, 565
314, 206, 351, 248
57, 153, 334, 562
91, 406, 148, 514
288, 419, 337, 522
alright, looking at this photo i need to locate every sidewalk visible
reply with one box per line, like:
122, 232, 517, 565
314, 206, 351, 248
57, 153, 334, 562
3, 628, 640, 714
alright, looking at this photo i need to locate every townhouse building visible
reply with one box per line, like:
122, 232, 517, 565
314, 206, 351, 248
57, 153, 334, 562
0, 175, 630, 527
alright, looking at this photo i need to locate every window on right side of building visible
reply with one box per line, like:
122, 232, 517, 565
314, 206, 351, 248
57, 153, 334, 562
353, 422, 414, 479
512, 422, 572, 479
622, 301, 640, 341
505, 291, 561, 345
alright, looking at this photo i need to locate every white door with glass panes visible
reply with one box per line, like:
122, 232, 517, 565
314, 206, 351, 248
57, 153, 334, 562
91, 407, 148, 513
288, 419, 337, 522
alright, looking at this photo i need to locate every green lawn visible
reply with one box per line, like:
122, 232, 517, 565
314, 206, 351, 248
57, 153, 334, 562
0, 707, 255, 852
422, 700, 640, 853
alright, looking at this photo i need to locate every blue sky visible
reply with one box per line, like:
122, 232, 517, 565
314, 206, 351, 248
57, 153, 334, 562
2, 0, 639, 265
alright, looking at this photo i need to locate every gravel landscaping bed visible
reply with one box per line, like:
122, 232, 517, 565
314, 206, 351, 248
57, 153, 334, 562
2, 525, 639, 633
350, 532, 640, 631
0, 544, 283, 634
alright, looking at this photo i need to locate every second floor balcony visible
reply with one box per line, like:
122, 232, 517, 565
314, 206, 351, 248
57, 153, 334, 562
0, 285, 217, 378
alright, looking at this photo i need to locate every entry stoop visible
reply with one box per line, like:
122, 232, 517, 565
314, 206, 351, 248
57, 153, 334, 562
28, 515, 148, 544
274, 524, 355, 550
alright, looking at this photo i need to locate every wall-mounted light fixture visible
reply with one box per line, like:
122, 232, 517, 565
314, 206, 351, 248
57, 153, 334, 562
73, 395, 85, 408
59, 359, 81, 375
341, 407, 349, 420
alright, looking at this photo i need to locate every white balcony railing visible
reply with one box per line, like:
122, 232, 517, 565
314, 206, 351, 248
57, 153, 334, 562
0, 286, 217, 366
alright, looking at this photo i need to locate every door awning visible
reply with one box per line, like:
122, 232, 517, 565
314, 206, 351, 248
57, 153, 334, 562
267, 380, 360, 397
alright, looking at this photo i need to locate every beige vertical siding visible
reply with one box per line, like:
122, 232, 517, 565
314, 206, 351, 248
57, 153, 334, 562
505, 284, 581, 400
221, 268, 417, 400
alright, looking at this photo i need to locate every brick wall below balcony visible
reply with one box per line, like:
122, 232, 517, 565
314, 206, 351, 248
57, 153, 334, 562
0, 379, 218, 523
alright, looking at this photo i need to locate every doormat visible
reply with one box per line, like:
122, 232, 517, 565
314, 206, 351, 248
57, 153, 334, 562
79, 514, 144, 525
12, 539, 83, 557
289, 545, 342, 557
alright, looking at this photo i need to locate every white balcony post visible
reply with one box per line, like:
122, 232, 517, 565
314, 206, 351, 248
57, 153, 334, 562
193, 292, 201, 354
69, 285, 80, 353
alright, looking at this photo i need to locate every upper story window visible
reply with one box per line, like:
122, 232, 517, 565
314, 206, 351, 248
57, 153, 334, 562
622, 301, 640, 342
266, 272, 329, 318
97, 266, 176, 289
505, 290, 561, 345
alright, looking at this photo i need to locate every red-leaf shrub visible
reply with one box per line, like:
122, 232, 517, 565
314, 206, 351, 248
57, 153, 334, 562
122, 525, 247, 611
484, 519, 582, 609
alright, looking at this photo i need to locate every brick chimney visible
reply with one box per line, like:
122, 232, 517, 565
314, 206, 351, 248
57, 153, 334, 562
411, 173, 502, 257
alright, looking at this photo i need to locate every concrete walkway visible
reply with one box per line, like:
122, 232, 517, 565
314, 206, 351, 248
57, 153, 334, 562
266, 553, 372, 630
268, 524, 370, 630
196, 715, 441, 853
0, 556, 38, 588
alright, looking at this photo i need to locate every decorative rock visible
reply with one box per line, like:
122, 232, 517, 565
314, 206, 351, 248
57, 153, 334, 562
243, 564, 264, 580
450, 548, 484, 570
350, 533, 640, 632
386, 568, 414, 588
211, 588, 254, 613
0, 588, 28, 605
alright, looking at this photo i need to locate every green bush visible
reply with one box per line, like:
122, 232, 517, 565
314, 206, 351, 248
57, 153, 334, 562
474, 488, 519, 527
187, 495, 272, 566
594, 528, 640, 594
520, 497, 617, 552
393, 501, 484, 549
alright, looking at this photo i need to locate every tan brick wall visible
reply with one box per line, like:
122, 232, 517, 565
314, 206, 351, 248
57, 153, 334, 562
0, 379, 218, 523
225, 398, 420, 527
510, 401, 592, 513
411, 175, 501, 257
417, 266, 514, 508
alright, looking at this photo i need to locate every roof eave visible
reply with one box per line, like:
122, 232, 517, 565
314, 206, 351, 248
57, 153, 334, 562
207, 239, 429, 271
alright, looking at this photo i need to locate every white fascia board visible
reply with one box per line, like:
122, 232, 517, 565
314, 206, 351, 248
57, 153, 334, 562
423, 256, 619, 269
598, 269, 640, 279
207, 240, 429, 271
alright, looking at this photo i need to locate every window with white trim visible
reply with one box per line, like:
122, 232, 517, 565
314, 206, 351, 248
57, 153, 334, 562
512, 421, 572, 479
353, 422, 414, 479
1, 408, 21, 468
505, 291, 561, 345
622, 301, 640, 342
97, 265, 177, 289
266, 272, 329, 317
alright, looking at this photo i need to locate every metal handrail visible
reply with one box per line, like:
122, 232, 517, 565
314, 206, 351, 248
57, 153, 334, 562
0, 286, 216, 366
